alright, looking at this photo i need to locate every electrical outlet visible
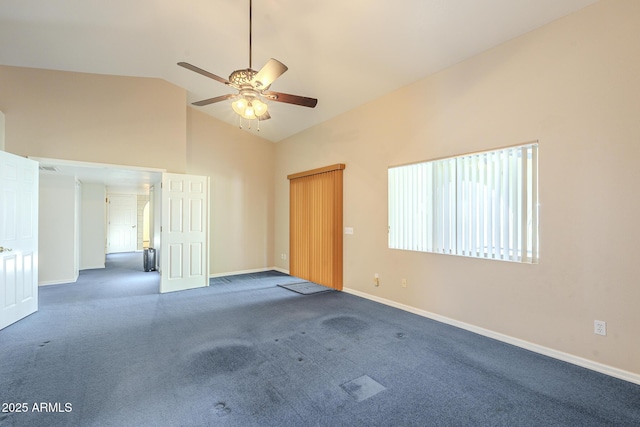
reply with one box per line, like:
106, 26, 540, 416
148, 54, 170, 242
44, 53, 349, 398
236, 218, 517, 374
594, 320, 607, 336
401, 278, 407, 288
374, 273, 380, 287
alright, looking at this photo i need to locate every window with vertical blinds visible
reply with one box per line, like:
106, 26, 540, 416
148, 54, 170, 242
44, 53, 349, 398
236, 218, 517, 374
388, 143, 538, 263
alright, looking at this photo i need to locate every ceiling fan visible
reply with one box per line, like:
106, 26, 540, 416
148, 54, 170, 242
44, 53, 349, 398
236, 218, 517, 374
178, 0, 317, 125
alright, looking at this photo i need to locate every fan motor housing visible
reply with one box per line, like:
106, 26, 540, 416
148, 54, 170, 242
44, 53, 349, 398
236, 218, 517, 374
229, 69, 257, 87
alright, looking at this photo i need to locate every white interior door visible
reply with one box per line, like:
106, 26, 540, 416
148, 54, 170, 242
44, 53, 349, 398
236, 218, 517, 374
160, 173, 209, 293
108, 194, 137, 253
0, 151, 38, 330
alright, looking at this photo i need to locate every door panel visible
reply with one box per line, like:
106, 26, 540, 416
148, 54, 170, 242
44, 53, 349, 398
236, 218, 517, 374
1, 151, 38, 330
108, 194, 137, 253
160, 173, 209, 293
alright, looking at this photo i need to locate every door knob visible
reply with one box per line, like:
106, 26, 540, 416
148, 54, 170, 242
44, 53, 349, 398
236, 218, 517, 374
0, 246, 13, 253
132, 225, 137, 228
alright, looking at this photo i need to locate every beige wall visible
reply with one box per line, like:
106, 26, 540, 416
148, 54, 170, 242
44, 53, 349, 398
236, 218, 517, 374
187, 108, 275, 274
39, 173, 78, 285
0, 65, 276, 276
0, 111, 5, 151
275, 0, 640, 375
0, 66, 187, 173
80, 182, 107, 270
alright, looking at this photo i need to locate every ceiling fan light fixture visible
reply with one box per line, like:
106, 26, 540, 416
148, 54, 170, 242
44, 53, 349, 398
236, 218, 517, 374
232, 96, 268, 120
232, 98, 248, 115
252, 98, 268, 117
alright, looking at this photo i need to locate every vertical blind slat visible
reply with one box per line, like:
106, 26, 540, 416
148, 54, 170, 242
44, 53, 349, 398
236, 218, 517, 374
456, 158, 463, 255
527, 145, 536, 262
518, 149, 530, 262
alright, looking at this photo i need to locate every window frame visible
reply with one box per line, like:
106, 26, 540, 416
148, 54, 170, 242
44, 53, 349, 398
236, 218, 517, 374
388, 142, 538, 263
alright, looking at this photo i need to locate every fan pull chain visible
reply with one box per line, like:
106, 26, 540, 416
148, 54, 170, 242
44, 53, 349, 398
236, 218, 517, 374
237, 116, 261, 132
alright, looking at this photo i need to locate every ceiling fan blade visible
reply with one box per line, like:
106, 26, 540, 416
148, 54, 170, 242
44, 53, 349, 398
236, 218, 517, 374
263, 91, 318, 108
252, 58, 288, 89
178, 62, 230, 85
192, 94, 236, 107
258, 111, 271, 121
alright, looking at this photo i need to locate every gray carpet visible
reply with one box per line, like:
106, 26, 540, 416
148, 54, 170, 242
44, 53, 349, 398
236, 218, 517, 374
277, 281, 334, 295
1, 252, 639, 426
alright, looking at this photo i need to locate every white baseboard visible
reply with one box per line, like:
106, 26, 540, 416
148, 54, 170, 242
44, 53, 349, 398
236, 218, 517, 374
343, 287, 640, 386
80, 264, 105, 271
39, 281, 67, 286
39, 275, 79, 287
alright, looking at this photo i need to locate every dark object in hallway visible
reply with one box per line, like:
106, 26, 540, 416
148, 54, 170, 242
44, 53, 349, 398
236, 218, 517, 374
143, 247, 156, 272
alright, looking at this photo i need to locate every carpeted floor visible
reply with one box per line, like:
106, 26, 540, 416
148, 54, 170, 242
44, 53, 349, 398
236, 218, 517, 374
1, 252, 639, 426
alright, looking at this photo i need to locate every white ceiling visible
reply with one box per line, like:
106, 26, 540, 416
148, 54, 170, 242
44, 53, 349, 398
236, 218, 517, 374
32, 157, 164, 192
1, 0, 599, 142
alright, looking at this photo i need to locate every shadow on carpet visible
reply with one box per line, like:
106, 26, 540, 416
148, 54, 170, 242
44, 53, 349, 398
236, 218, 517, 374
278, 281, 334, 295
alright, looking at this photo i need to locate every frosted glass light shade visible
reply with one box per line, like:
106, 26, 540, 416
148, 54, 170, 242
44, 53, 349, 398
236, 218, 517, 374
232, 96, 268, 120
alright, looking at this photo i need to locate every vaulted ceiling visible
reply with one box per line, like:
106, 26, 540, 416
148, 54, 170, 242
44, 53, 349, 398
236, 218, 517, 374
0, 0, 599, 142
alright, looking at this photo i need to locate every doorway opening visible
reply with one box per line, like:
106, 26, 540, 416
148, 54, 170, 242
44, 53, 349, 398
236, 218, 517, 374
31, 157, 211, 295
143, 201, 150, 249
107, 193, 152, 254
31, 156, 164, 286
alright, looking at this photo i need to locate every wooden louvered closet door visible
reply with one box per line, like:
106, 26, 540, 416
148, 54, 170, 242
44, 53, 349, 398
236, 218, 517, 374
288, 164, 345, 290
